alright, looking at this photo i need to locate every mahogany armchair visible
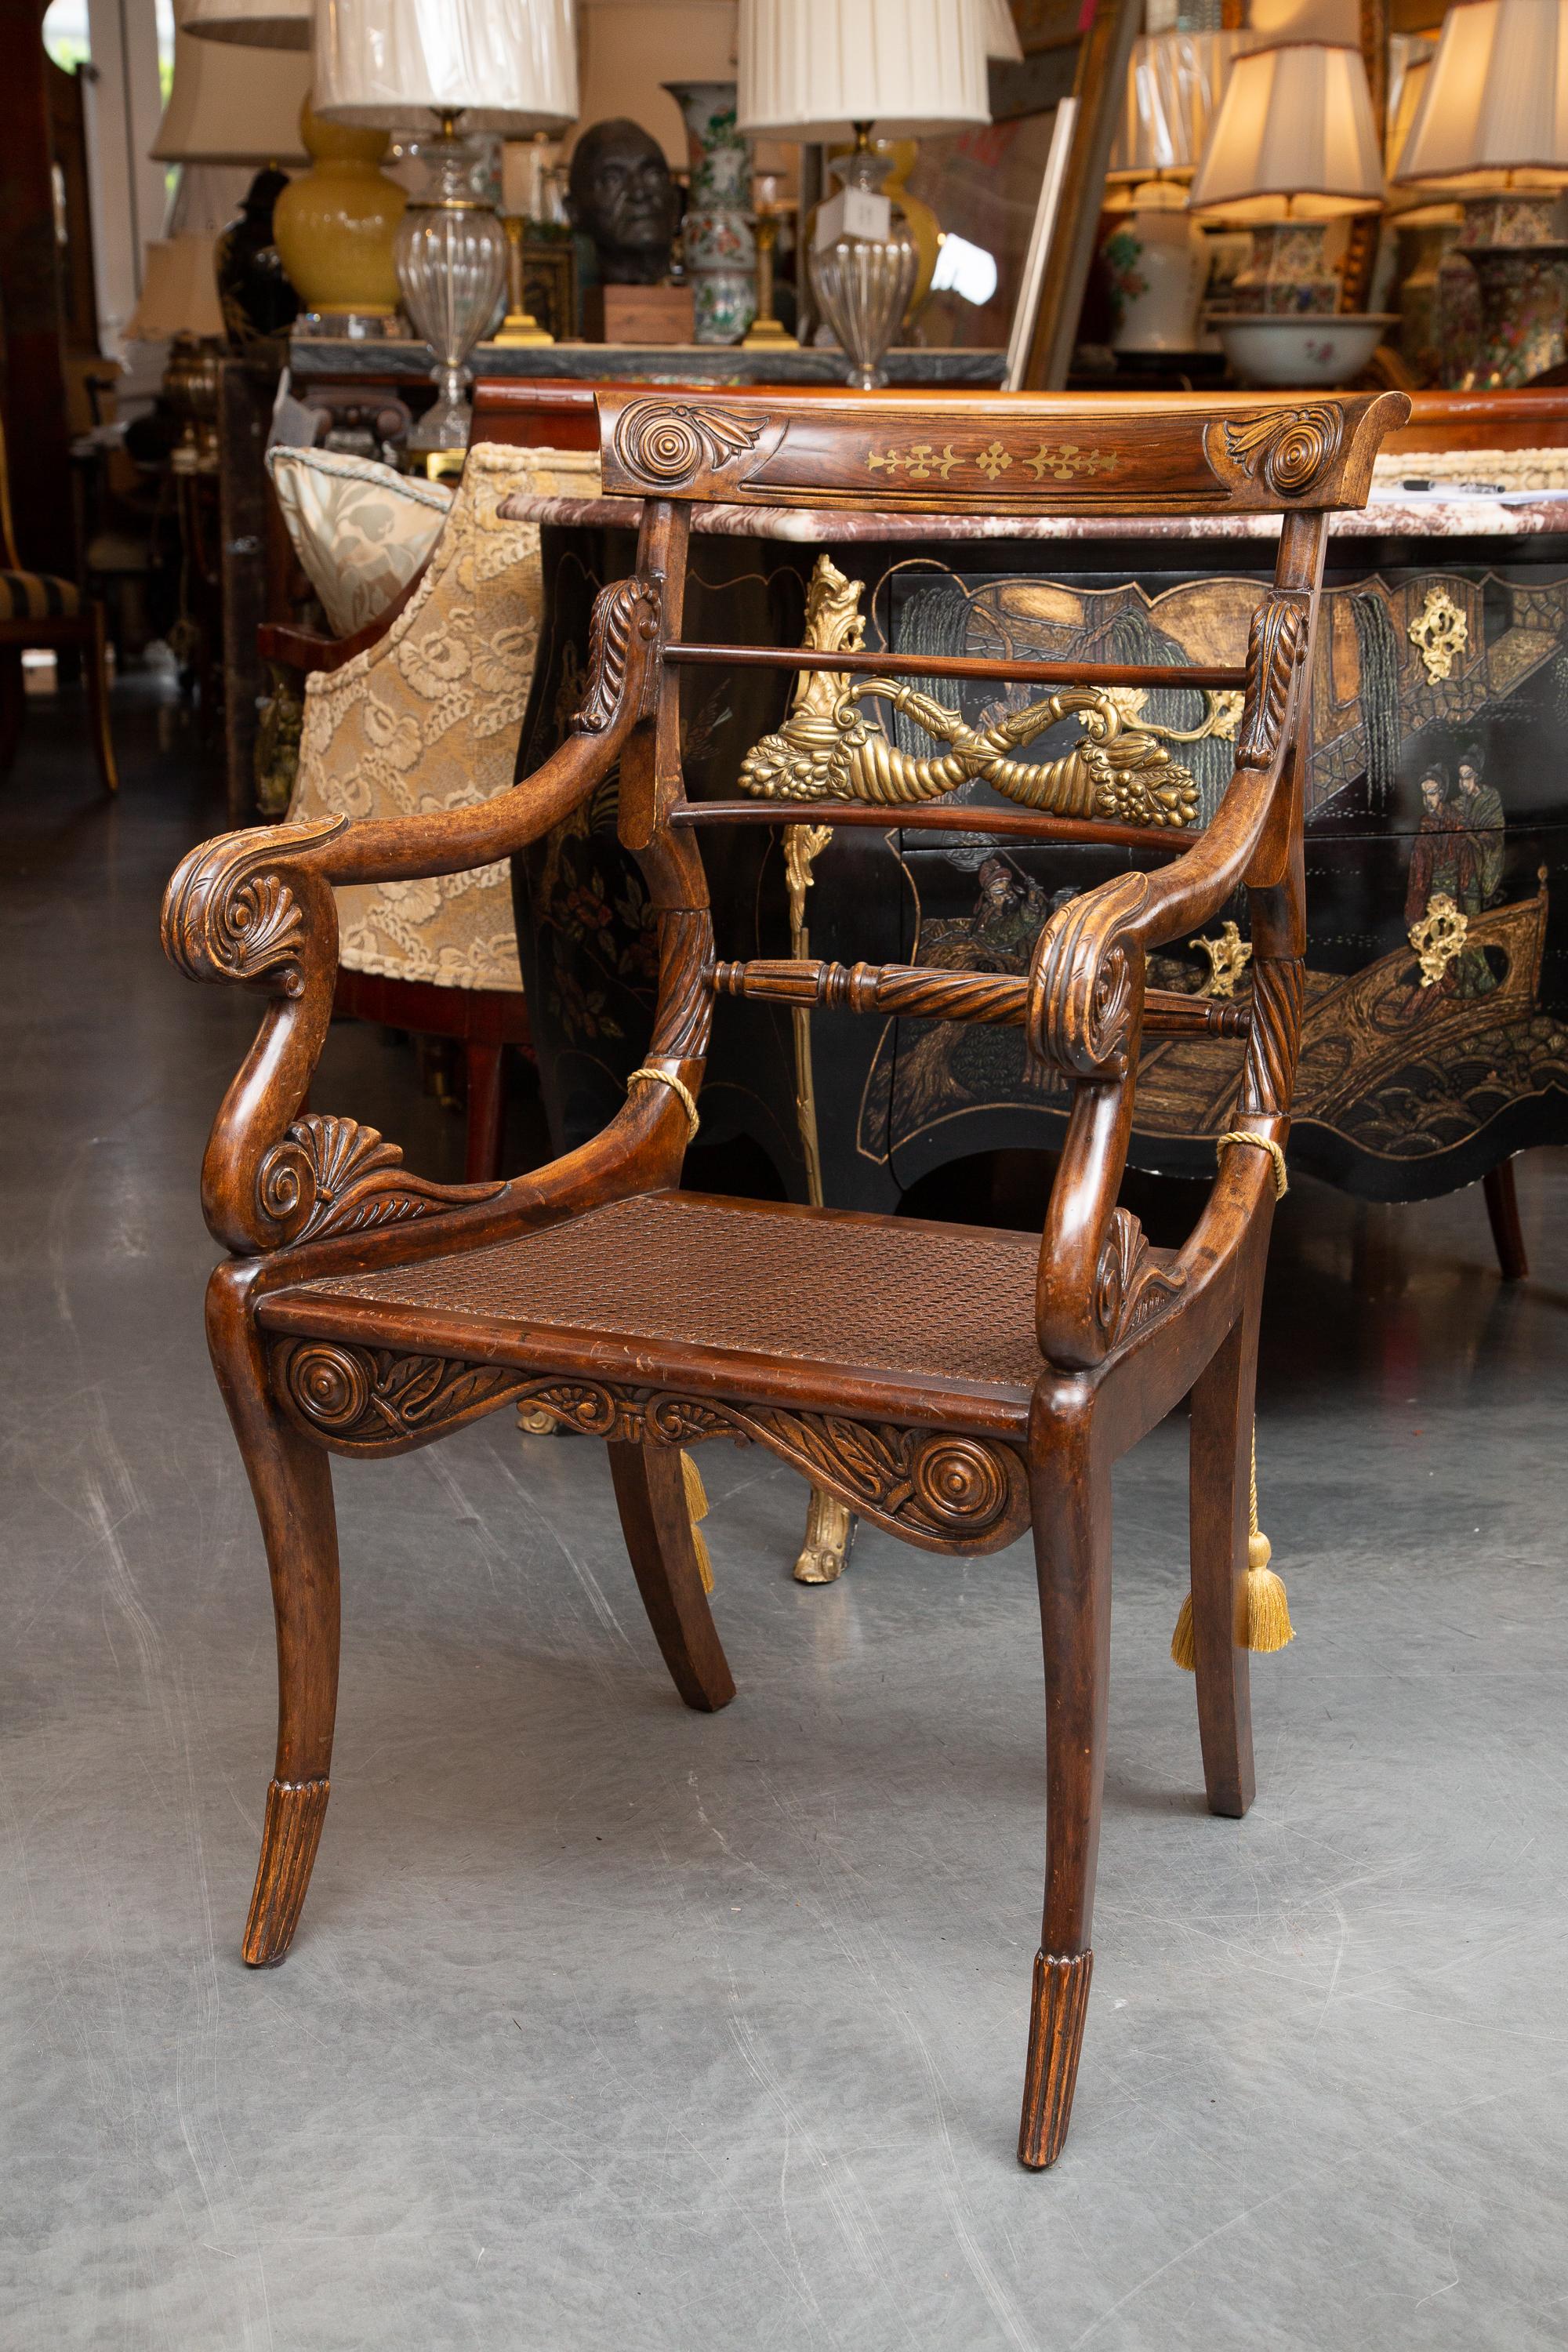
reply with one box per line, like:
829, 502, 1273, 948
163, 387, 1408, 2167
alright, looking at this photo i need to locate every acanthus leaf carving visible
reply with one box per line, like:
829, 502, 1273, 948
571, 571, 664, 735
256, 1112, 504, 1245
1235, 593, 1309, 773
1211, 405, 1344, 499
280, 1347, 1029, 1554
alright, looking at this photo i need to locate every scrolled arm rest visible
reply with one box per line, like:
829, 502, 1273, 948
162, 566, 666, 1254
1024, 590, 1310, 1079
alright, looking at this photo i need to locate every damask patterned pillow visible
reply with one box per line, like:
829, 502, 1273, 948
267, 447, 455, 639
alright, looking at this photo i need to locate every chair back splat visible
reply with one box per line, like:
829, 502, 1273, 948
161, 387, 1410, 2169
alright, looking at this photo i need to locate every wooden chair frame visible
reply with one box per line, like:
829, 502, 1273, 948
163, 387, 1409, 2167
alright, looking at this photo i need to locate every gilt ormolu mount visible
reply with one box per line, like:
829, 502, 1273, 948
163, 387, 1409, 2167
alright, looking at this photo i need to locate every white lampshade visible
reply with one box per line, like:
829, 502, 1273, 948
736, 0, 991, 140
980, 0, 1023, 64
1109, 30, 1243, 180
1188, 42, 1385, 219
124, 237, 227, 337
314, 0, 579, 132
1392, 0, 1568, 185
183, 0, 311, 48
152, 1, 311, 160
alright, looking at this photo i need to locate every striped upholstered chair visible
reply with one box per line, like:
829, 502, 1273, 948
0, 417, 117, 794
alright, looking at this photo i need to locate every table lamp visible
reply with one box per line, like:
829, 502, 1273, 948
1102, 30, 1242, 352
1392, 0, 1568, 387
124, 236, 229, 470
736, 0, 990, 389
314, 0, 578, 448
1186, 38, 1392, 384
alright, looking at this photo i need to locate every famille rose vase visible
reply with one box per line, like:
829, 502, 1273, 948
665, 80, 756, 345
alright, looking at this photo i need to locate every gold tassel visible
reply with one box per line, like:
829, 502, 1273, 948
1243, 1429, 1294, 1651
1171, 1420, 1293, 1666
681, 1450, 714, 1595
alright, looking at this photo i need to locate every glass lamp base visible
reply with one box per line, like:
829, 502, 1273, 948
406, 367, 476, 452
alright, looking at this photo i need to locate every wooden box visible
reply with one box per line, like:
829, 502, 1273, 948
582, 283, 695, 346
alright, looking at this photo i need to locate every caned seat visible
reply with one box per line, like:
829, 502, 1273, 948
261, 1190, 1068, 1415
165, 384, 1409, 2169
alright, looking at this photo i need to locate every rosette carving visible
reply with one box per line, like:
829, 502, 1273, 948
1026, 872, 1150, 1078
1214, 405, 1344, 499
254, 1113, 503, 1246
611, 399, 764, 488
277, 1341, 535, 1452
161, 816, 347, 993
571, 572, 664, 736
1234, 593, 1309, 772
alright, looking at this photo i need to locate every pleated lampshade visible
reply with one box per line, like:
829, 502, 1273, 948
736, 0, 991, 139
1108, 30, 1245, 180
1392, 0, 1568, 185
153, 0, 311, 160
314, 0, 579, 132
1187, 41, 1385, 218
183, 0, 311, 48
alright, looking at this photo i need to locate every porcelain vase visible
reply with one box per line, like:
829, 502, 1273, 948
665, 80, 755, 346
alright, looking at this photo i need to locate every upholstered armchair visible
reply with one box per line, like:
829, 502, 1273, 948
267, 439, 601, 1177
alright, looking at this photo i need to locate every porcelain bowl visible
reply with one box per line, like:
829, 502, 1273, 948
1216, 314, 1398, 388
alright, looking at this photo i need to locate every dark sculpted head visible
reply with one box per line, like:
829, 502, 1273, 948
567, 118, 681, 285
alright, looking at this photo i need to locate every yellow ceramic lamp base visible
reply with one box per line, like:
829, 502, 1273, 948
274, 103, 407, 318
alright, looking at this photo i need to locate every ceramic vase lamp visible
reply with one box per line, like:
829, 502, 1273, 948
1186, 38, 1392, 386
313, 0, 577, 450
1392, 0, 1568, 389
1101, 29, 1243, 354
736, 0, 991, 390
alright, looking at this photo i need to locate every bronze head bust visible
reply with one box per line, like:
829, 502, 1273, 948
568, 118, 681, 285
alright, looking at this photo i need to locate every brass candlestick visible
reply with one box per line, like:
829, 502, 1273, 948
742, 206, 798, 350
494, 214, 555, 347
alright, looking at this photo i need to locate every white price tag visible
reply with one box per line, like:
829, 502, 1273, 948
815, 186, 893, 249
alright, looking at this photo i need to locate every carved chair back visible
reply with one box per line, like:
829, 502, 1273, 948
586, 390, 1407, 1369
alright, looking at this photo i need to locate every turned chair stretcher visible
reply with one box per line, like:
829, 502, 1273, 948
164, 387, 1409, 2169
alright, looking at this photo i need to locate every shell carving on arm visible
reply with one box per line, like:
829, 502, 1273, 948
161, 817, 348, 994
1026, 870, 1151, 1079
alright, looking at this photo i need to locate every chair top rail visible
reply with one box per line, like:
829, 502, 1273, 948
666, 643, 1248, 691
599, 388, 1411, 519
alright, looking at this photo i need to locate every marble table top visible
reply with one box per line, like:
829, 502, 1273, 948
496, 490, 1568, 543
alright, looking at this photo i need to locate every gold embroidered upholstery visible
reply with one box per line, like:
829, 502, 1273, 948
285, 441, 603, 993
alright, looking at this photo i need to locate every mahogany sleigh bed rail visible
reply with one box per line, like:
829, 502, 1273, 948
162, 387, 1409, 2168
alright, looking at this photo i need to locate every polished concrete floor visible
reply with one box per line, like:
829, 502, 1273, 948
5, 682, 1567, 2351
